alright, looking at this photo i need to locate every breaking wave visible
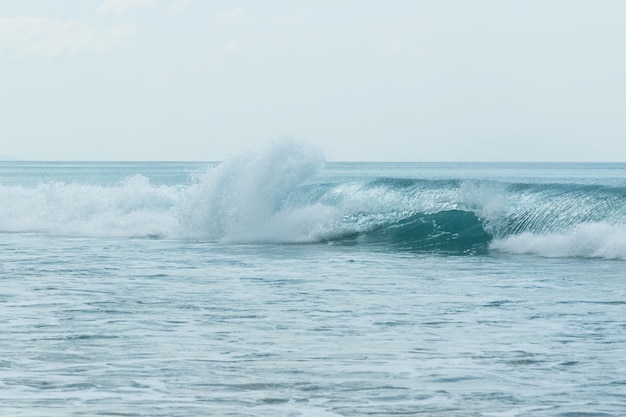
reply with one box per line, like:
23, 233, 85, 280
1, 140, 626, 259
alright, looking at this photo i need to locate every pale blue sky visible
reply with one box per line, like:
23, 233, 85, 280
1, 0, 625, 161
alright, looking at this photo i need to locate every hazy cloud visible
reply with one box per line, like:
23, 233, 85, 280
0, 17, 136, 56
217, 8, 246, 27
384, 39, 404, 56
98, 0, 154, 15
168, 0, 192, 15
221, 40, 241, 53
294, 8, 310, 20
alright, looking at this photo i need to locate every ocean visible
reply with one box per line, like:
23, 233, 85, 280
1, 141, 625, 416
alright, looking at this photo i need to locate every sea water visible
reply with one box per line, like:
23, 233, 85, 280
1, 141, 625, 416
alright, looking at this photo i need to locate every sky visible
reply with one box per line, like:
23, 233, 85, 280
1, 0, 625, 161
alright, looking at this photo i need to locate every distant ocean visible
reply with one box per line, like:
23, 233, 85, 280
1, 141, 625, 416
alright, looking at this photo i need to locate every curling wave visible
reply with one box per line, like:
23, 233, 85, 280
1, 140, 626, 259
329, 210, 491, 254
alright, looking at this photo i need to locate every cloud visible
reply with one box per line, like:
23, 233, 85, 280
0, 17, 136, 57
97, 0, 154, 15
168, 0, 192, 15
294, 8, 310, 21
217, 8, 246, 27
221, 40, 241, 53
384, 39, 404, 56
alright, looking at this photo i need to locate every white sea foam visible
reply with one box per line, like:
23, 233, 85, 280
0, 174, 179, 237
490, 222, 626, 260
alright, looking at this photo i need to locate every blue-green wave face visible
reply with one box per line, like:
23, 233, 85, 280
330, 210, 492, 254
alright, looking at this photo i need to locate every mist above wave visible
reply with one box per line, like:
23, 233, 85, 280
178, 139, 333, 242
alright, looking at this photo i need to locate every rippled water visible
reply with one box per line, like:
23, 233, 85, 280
2, 233, 625, 416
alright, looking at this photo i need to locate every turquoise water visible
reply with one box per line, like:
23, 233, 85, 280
1, 142, 625, 416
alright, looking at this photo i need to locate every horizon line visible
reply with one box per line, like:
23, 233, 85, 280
1, 159, 625, 164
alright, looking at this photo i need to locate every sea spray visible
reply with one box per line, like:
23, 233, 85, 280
177, 139, 332, 242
